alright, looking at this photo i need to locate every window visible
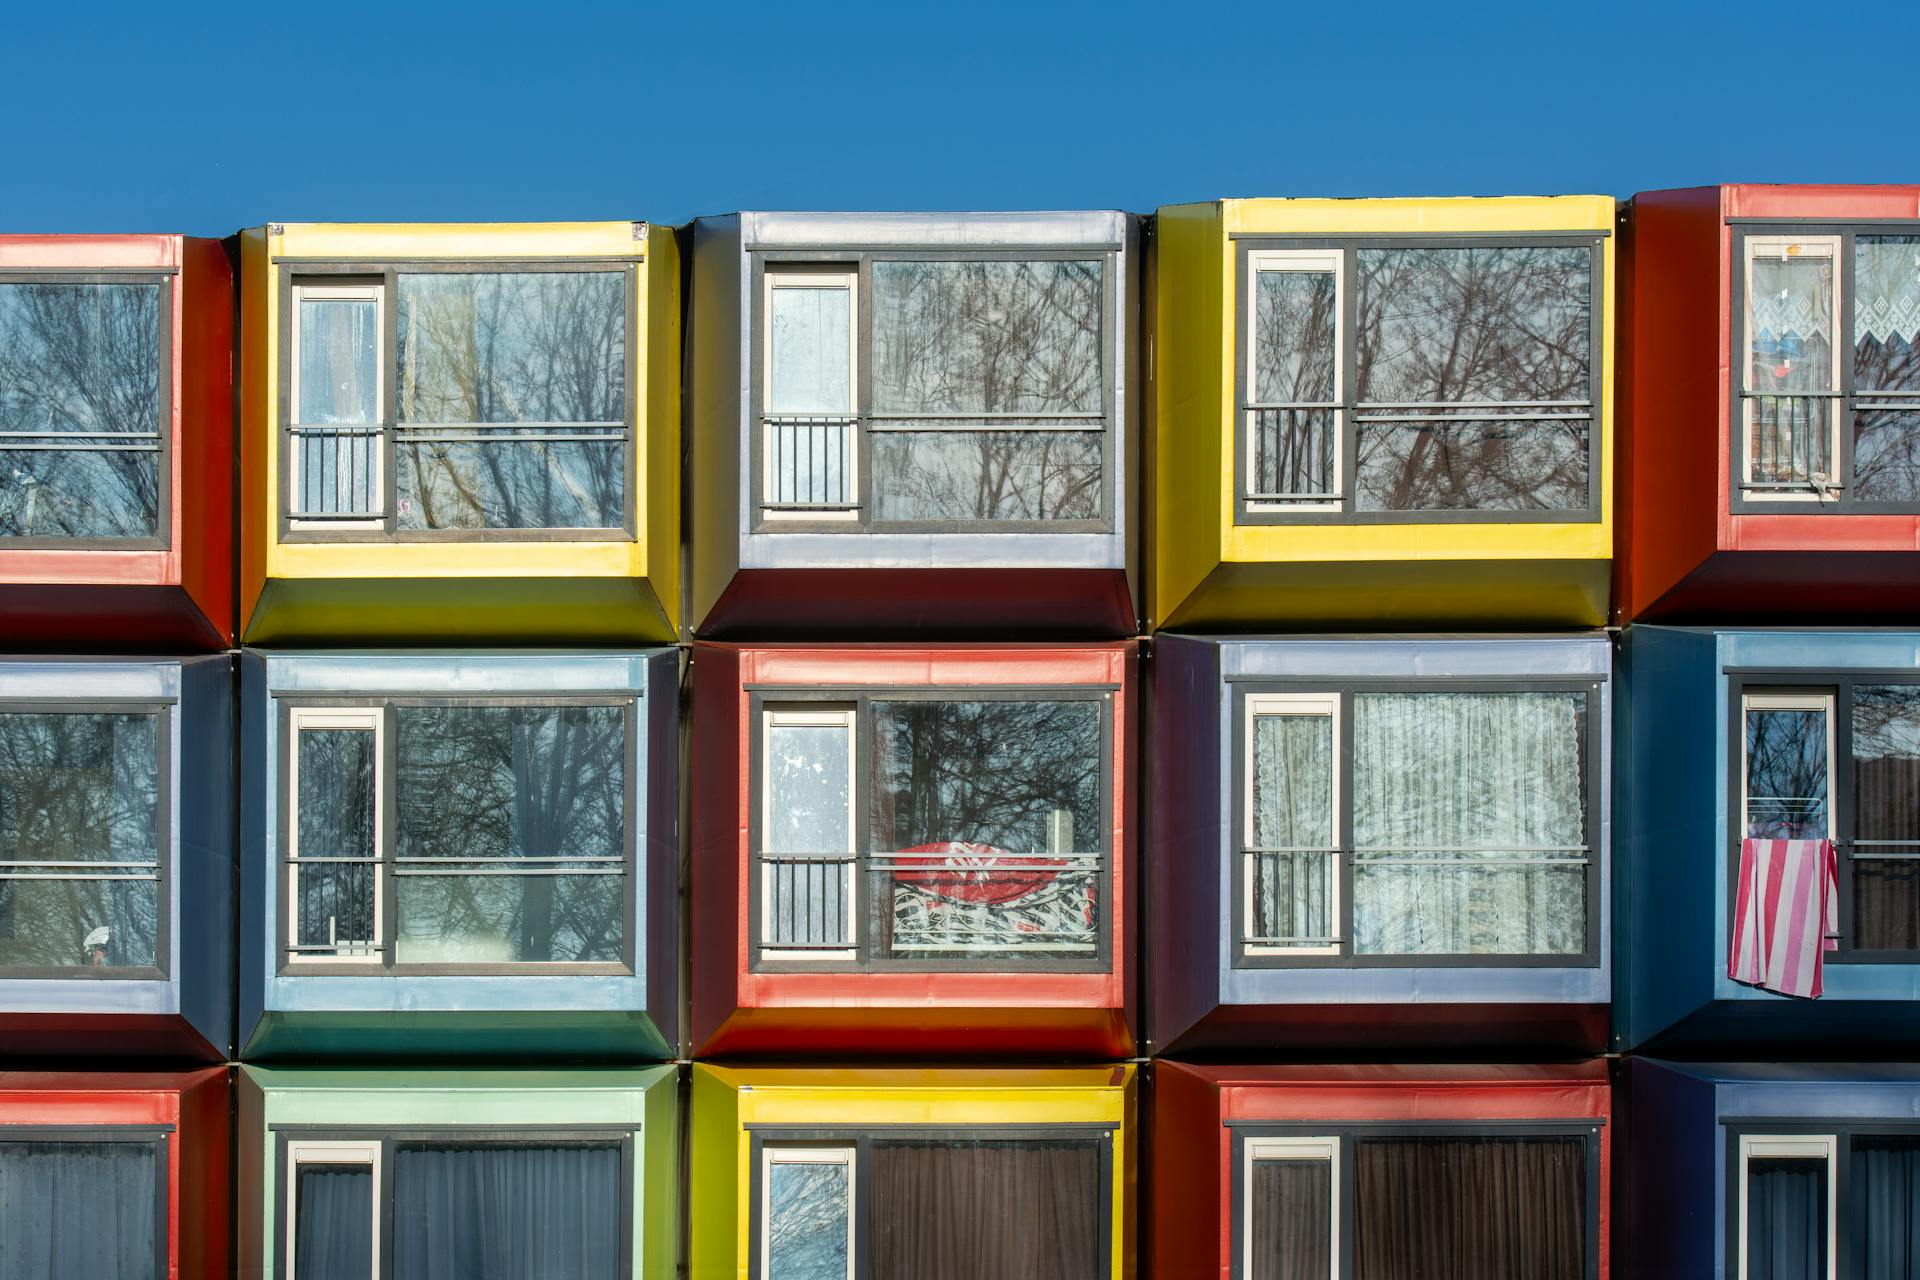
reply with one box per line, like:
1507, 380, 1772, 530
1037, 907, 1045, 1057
0, 706, 164, 973
0, 1130, 167, 1279
279, 1131, 627, 1280
1237, 684, 1597, 963
1237, 239, 1600, 519
1738, 680, 1920, 956
284, 266, 631, 536
1738, 1135, 1836, 1280
757, 1130, 1107, 1280
0, 275, 167, 541
1736, 229, 1920, 507
754, 692, 1109, 968
756, 255, 1111, 528
1241, 1127, 1594, 1280
280, 698, 632, 970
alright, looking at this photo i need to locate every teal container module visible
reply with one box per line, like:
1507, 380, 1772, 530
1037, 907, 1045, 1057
237, 1066, 677, 1280
1618, 627, 1920, 1052
238, 649, 680, 1061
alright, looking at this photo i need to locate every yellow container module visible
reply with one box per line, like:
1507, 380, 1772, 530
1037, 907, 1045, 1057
1151, 196, 1617, 629
238, 221, 680, 643
690, 1064, 1135, 1279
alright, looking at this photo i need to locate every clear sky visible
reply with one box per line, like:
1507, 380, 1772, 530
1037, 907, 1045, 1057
4, 0, 1917, 235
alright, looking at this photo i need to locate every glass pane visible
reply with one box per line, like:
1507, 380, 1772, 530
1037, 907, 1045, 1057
1250, 1160, 1332, 1280
1249, 409, 1336, 500
395, 436, 622, 530
770, 284, 852, 414
765, 419, 854, 508
1749, 252, 1835, 393
1351, 693, 1587, 955
1851, 1137, 1920, 1279
1854, 409, 1920, 502
1355, 419, 1589, 511
1353, 1137, 1584, 1280
868, 1138, 1101, 1280
394, 705, 624, 963
1354, 247, 1591, 404
294, 1163, 373, 1280
1749, 396, 1835, 488
1254, 269, 1336, 404
767, 1160, 850, 1280
0, 1139, 160, 1280
1855, 237, 1920, 392
0, 282, 163, 539
1852, 686, 1920, 951
1747, 1157, 1827, 1280
0, 711, 159, 968
868, 430, 1101, 522
765, 718, 853, 950
1745, 705, 1830, 840
391, 1143, 620, 1280
1250, 713, 1334, 947
871, 260, 1104, 415
295, 727, 377, 953
298, 297, 379, 424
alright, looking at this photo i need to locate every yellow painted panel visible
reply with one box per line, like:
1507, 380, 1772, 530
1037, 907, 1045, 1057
242, 576, 675, 645
238, 226, 272, 630
272, 538, 644, 581
1223, 194, 1617, 236
1224, 519, 1609, 564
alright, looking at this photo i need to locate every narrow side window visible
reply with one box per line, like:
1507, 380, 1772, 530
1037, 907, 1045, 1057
1742, 237, 1843, 499
286, 1139, 379, 1280
760, 705, 857, 960
763, 1145, 855, 1280
1742, 692, 1835, 842
1244, 1136, 1338, 1280
1738, 1134, 1836, 1280
290, 279, 386, 527
287, 708, 383, 963
763, 268, 858, 521
1243, 693, 1341, 955
1245, 251, 1343, 511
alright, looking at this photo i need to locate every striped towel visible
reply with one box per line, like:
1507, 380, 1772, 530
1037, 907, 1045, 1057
1729, 838, 1838, 998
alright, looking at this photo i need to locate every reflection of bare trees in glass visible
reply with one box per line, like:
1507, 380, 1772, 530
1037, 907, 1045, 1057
0, 283, 162, 538
396, 272, 625, 530
0, 713, 159, 968
1251, 271, 1338, 499
766, 1160, 851, 1278
868, 261, 1104, 521
394, 706, 624, 962
1744, 707, 1829, 840
1353, 248, 1590, 511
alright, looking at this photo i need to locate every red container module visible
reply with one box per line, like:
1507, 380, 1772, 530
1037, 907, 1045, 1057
1619, 185, 1920, 621
691, 641, 1136, 1059
0, 235, 233, 649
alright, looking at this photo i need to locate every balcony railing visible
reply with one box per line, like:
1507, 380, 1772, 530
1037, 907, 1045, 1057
290, 423, 383, 520
763, 415, 858, 514
1743, 393, 1840, 493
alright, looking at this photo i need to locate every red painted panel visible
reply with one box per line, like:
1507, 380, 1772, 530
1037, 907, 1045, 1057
696, 1006, 1132, 1060
699, 567, 1136, 638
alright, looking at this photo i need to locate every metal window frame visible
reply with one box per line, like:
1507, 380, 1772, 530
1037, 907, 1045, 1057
1240, 693, 1343, 957
746, 685, 1117, 974
283, 1138, 381, 1280
760, 265, 861, 522
744, 1122, 1117, 1280
274, 258, 641, 544
273, 692, 640, 978
1229, 233, 1608, 526
1228, 1119, 1603, 1280
1728, 221, 1920, 514
1726, 672, 1920, 964
0, 699, 174, 981
1228, 677, 1605, 969
287, 278, 388, 532
746, 247, 1119, 535
0, 1123, 172, 1278
1242, 249, 1346, 513
1239, 1135, 1341, 1278
757, 1143, 857, 1280
0, 269, 175, 551
270, 1123, 637, 1280
1732, 1130, 1839, 1280
284, 707, 386, 965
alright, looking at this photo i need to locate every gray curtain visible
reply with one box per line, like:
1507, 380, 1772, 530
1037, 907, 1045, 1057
294, 1163, 373, 1280
1250, 713, 1334, 944
1747, 1158, 1826, 1280
1854, 1138, 1920, 1279
391, 1143, 620, 1280
0, 1139, 159, 1279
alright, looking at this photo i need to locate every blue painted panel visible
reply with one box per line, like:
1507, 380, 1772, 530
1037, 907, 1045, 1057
1623, 1059, 1719, 1280
177, 654, 235, 1059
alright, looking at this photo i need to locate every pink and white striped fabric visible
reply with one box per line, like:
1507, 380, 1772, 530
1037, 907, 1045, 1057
1729, 837, 1839, 998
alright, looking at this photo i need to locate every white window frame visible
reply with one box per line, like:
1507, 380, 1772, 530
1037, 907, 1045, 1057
285, 1139, 381, 1280
289, 280, 388, 530
1243, 692, 1342, 956
1741, 235, 1844, 501
1244, 249, 1345, 513
759, 704, 858, 962
761, 1144, 856, 1280
1740, 691, 1836, 843
287, 706, 385, 964
762, 266, 860, 522
1737, 1133, 1837, 1280
1243, 1136, 1340, 1279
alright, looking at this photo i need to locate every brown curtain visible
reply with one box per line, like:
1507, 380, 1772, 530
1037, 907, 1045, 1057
1353, 1137, 1585, 1280
868, 1139, 1102, 1280
1251, 1160, 1332, 1280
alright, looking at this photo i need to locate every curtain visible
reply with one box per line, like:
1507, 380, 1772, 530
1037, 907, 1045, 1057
1747, 1158, 1826, 1280
1854, 1138, 1920, 1280
1250, 713, 1334, 944
1351, 693, 1587, 955
295, 1163, 373, 1280
0, 1139, 159, 1279
391, 1143, 620, 1280
1352, 1137, 1583, 1280
1852, 686, 1920, 951
868, 1139, 1101, 1280
1250, 1159, 1332, 1280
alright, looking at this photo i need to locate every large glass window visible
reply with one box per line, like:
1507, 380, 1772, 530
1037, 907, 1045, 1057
286, 266, 630, 535
281, 698, 631, 970
1241, 240, 1598, 518
0, 278, 165, 541
0, 708, 162, 972
755, 693, 1108, 967
0, 1133, 165, 1279
758, 256, 1111, 527
1739, 230, 1920, 507
761, 1132, 1105, 1280
1239, 685, 1594, 962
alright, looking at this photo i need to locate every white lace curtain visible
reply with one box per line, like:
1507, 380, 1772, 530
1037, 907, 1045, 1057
1857, 237, 1920, 345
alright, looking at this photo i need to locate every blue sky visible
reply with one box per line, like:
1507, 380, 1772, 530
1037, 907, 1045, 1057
4, 0, 1917, 234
